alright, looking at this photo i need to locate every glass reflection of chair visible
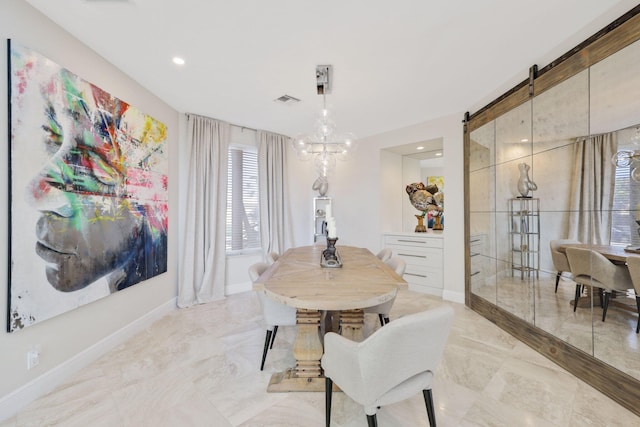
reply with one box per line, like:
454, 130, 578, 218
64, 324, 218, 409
566, 247, 633, 321
364, 257, 406, 327
550, 239, 581, 294
624, 255, 640, 333
322, 305, 454, 427
248, 262, 297, 370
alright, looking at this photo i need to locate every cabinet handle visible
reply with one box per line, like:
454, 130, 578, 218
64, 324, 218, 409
470, 252, 480, 257
405, 272, 427, 278
397, 239, 427, 244
470, 271, 480, 277
398, 253, 427, 259
470, 238, 481, 243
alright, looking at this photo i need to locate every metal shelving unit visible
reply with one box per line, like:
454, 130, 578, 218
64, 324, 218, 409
509, 197, 540, 278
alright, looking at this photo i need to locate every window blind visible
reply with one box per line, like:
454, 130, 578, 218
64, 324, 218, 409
610, 164, 631, 246
226, 147, 260, 253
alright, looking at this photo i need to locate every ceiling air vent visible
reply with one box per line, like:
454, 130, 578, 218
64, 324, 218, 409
274, 95, 301, 105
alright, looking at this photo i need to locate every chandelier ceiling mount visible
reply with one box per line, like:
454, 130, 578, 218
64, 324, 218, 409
291, 65, 356, 178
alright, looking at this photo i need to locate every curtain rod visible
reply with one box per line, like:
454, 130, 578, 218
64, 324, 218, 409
231, 123, 257, 133
186, 113, 257, 132
187, 112, 291, 137
577, 123, 640, 141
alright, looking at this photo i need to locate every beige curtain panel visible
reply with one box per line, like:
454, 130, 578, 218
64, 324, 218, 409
258, 131, 294, 257
568, 132, 617, 245
179, 114, 230, 307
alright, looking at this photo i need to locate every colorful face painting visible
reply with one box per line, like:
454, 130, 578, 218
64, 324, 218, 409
7, 41, 168, 332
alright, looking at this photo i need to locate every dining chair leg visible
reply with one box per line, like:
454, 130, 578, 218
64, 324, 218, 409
270, 326, 279, 349
636, 295, 640, 334
423, 389, 436, 427
602, 292, 611, 321
383, 316, 390, 325
366, 414, 378, 427
555, 271, 562, 293
573, 284, 582, 312
378, 314, 385, 327
260, 330, 273, 371
598, 288, 604, 308
325, 377, 332, 427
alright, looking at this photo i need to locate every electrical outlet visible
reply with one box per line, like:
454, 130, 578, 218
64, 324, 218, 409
27, 348, 40, 370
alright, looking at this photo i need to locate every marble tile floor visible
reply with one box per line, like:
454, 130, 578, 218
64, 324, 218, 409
473, 269, 640, 381
2, 289, 638, 427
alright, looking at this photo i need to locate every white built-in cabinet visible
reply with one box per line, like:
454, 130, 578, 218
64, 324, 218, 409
382, 232, 444, 296
469, 233, 486, 288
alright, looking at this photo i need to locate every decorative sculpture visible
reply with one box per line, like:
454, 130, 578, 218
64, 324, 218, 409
517, 163, 537, 198
406, 182, 443, 232
312, 176, 329, 197
322, 237, 341, 267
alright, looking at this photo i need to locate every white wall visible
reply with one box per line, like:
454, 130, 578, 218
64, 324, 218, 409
285, 113, 465, 302
375, 115, 465, 302
402, 156, 423, 232
1, 0, 634, 421
422, 165, 444, 184
379, 150, 404, 233
0, 1, 179, 419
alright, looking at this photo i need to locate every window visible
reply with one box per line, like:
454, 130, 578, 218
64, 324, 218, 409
610, 135, 640, 247
226, 146, 260, 253
610, 163, 631, 246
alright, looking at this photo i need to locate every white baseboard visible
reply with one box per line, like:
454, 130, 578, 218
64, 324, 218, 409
442, 289, 465, 304
0, 297, 178, 422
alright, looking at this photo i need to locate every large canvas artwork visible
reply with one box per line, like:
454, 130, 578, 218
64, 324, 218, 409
7, 41, 168, 332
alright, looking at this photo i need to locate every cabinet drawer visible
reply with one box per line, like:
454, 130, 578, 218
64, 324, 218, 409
403, 266, 443, 289
390, 246, 442, 267
470, 269, 484, 286
470, 234, 486, 256
469, 236, 483, 247
384, 235, 443, 249
470, 251, 482, 269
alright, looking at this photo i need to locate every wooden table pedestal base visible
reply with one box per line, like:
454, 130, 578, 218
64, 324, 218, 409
267, 308, 364, 392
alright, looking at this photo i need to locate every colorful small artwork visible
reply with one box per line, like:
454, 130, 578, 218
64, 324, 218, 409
7, 41, 168, 332
427, 176, 444, 192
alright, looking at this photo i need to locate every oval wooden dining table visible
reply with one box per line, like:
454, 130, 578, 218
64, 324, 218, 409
253, 244, 406, 392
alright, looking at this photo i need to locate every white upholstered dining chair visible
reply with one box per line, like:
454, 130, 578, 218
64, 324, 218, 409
566, 247, 633, 321
266, 251, 280, 265
322, 305, 454, 427
363, 256, 406, 327
248, 262, 297, 370
376, 248, 392, 263
624, 254, 640, 333
550, 239, 581, 293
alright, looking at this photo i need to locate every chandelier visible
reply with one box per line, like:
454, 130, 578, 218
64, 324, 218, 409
611, 126, 640, 182
291, 65, 357, 177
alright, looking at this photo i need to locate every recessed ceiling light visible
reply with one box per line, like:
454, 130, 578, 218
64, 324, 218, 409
172, 57, 185, 65
435, 152, 442, 156
416, 146, 424, 150
521, 138, 529, 142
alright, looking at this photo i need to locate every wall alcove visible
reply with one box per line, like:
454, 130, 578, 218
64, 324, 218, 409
464, 5, 640, 416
